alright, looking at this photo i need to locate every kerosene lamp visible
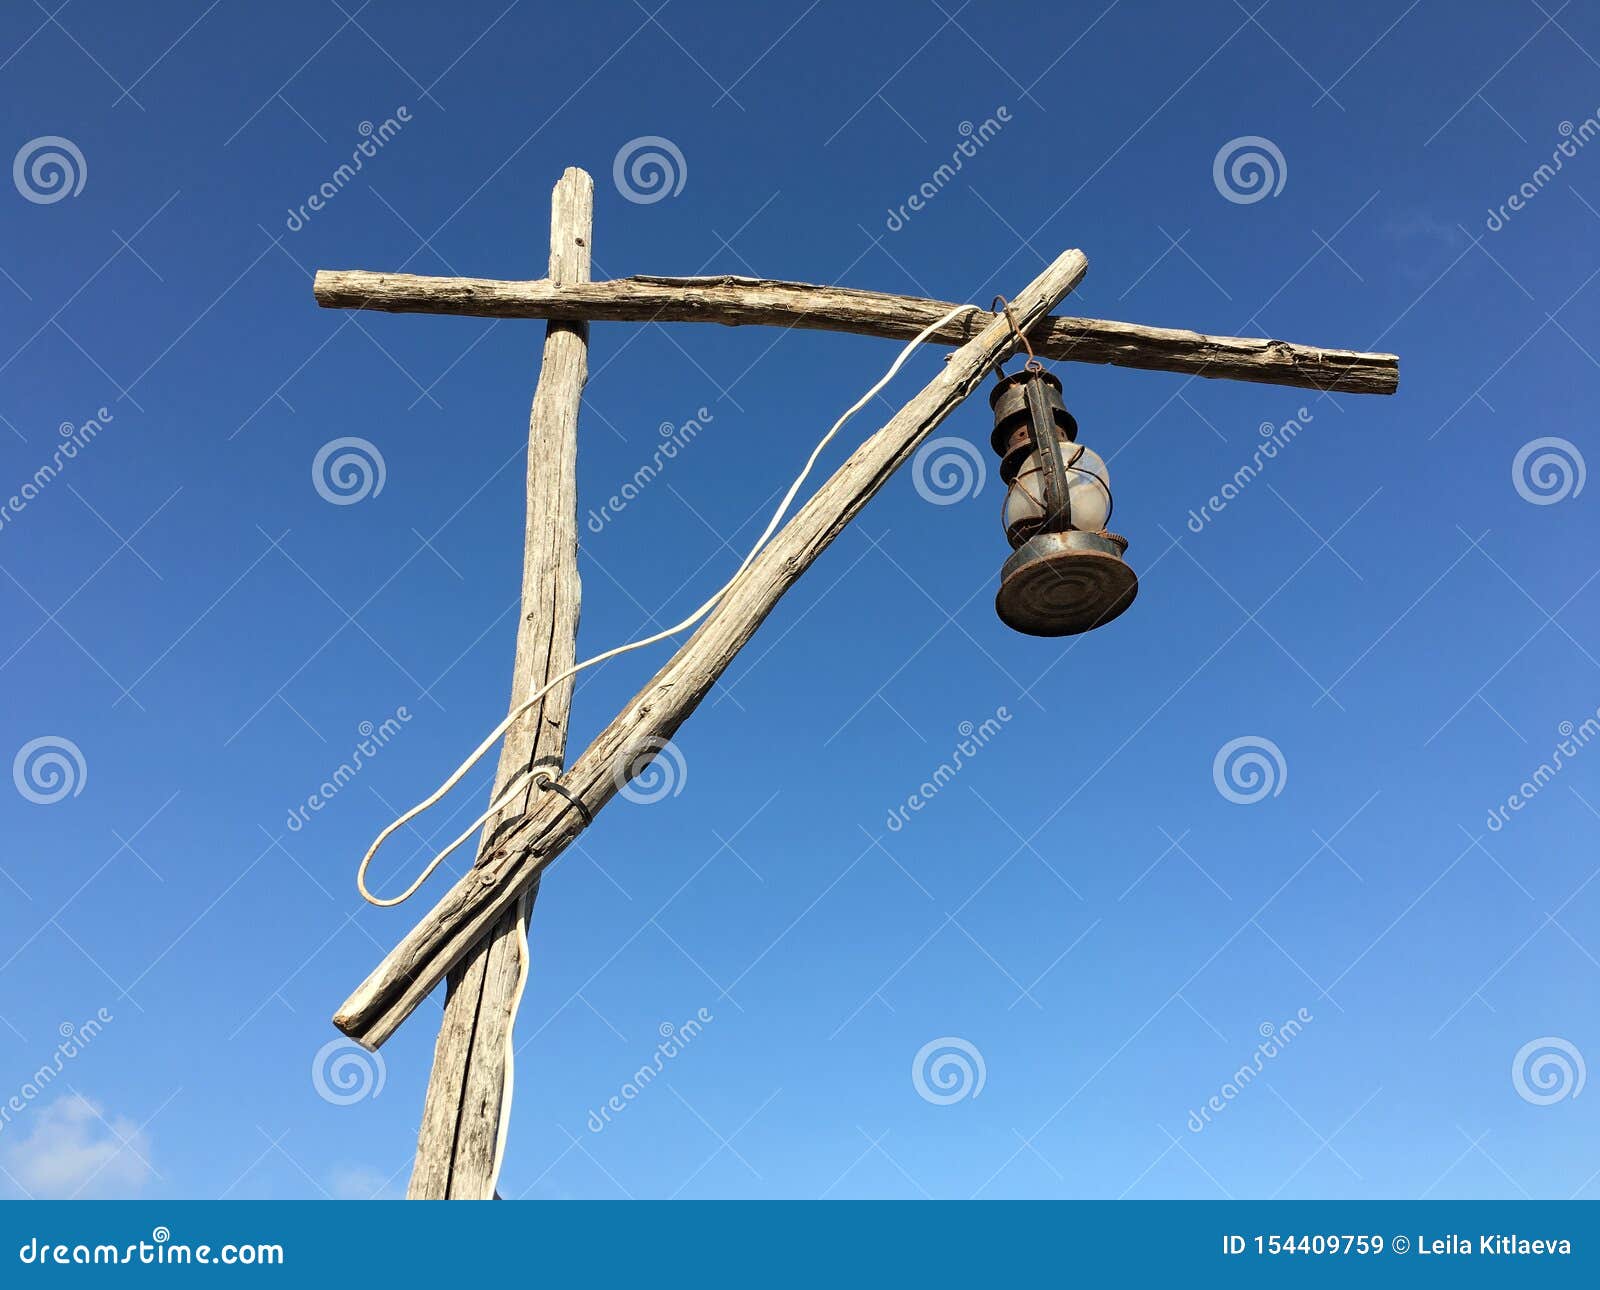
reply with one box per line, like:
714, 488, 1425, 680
988, 346, 1137, 637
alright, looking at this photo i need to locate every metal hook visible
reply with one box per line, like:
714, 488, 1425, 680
531, 772, 593, 827
990, 294, 1044, 376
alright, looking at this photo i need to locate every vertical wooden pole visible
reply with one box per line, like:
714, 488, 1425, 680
407, 167, 590, 1200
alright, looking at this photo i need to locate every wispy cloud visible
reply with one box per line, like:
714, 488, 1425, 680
0, 1094, 154, 1198
327, 1163, 401, 1200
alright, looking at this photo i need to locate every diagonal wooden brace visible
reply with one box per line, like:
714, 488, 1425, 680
334, 245, 1090, 1050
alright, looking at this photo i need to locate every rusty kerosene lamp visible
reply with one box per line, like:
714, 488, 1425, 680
988, 323, 1137, 636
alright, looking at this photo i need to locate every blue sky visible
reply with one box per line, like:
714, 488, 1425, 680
1, 0, 1598, 1201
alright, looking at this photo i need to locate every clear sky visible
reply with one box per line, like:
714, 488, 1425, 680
1, 0, 1597, 1201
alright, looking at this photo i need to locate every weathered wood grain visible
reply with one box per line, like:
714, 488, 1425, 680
333, 246, 1091, 1049
313, 268, 1397, 394
406, 167, 590, 1199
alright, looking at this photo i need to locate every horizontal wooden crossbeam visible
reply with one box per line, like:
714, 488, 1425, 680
333, 247, 1091, 1049
312, 270, 1398, 395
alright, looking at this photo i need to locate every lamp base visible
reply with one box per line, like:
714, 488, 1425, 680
995, 530, 1138, 637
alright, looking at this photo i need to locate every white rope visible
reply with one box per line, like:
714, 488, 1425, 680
359, 301, 982, 1198
355, 301, 983, 909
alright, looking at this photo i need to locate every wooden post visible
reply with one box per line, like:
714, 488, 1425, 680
406, 168, 590, 1199
313, 269, 1398, 394
335, 246, 1091, 1049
